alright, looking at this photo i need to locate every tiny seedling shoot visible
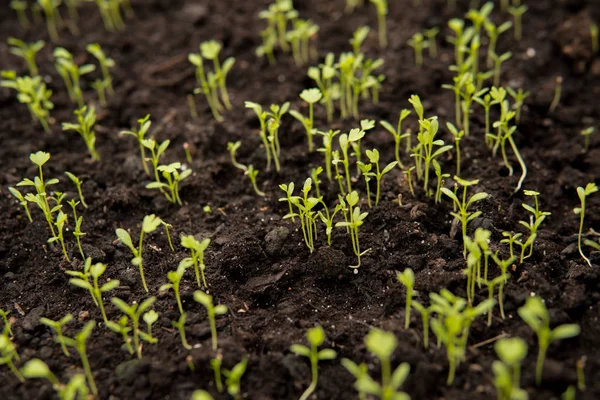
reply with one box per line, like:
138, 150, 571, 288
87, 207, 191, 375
110, 296, 158, 359
573, 183, 598, 266
193, 290, 228, 351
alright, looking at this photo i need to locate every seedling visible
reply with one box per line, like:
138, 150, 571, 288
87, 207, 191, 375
332, 151, 346, 194
574, 183, 598, 266
317, 129, 340, 181
193, 291, 228, 351
403, 166, 416, 196
380, 109, 411, 169
592, 24, 599, 54
433, 160, 450, 204
466, 1, 494, 37
338, 129, 365, 193
518, 296, 580, 385
181, 234, 211, 289
318, 203, 342, 246
413, 118, 453, 194
143, 138, 171, 187
87, 43, 115, 96
7, 38, 45, 76
66, 258, 120, 323
397, 269, 415, 329
221, 358, 248, 400
290, 88, 322, 152
484, 20, 512, 68
111, 296, 158, 358
447, 122, 464, 175
61, 321, 97, 395
407, 32, 429, 68
447, 18, 474, 68
62, 106, 100, 161
38, 0, 63, 42
370, 0, 388, 48
493, 338, 528, 400
211, 354, 224, 392
282, 178, 320, 252
290, 326, 336, 400
366, 149, 397, 206
54, 47, 96, 107
286, 19, 319, 66
491, 253, 515, 319
335, 191, 370, 268
47, 210, 69, 260
68, 200, 86, 260
501, 232, 522, 260
549, 76, 563, 113
116, 214, 174, 292
106, 316, 133, 355
22, 359, 90, 399
0, 331, 24, 382
147, 162, 191, 205
424, 27, 440, 57
350, 26, 370, 55
65, 171, 88, 208
308, 54, 336, 122
351, 120, 376, 173
200, 40, 235, 111
581, 127, 595, 151
311, 167, 324, 198
412, 301, 433, 348
508, 4, 528, 41
143, 310, 158, 342
441, 177, 489, 256
0, 71, 54, 132
507, 87, 530, 124
518, 190, 551, 261
491, 51, 512, 87
10, 1, 30, 29
121, 114, 152, 175
474, 92, 496, 147
346, 0, 365, 13
246, 165, 265, 197
357, 161, 373, 208
189, 49, 223, 121
40, 314, 73, 356
0, 309, 12, 337
8, 187, 32, 222
245, 102, 272, 169
94, 0, 127, 31
483, 274, 508, 326
460, 77, 488, 136
172, 313, 192, 350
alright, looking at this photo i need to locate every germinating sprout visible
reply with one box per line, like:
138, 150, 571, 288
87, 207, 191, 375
7, 38, 45, 76
350, 26, 370, 56
0, 308, 13, 337
508, 4, 528, 41
491, 51, 512, 87
172, 312, 192, 350
397, 268, 415, 329
407, 32, 429, 68
48, 210, 69, 261
38, 0, 64, 42
518, 190, 551, 262
142, 138, 170, 186
335, 191, 370, 268
285, 18, 319, 66
66, 258, 120, 323
484, 20, 512, 68
412, 301, 433, 348
244, 101, 271, 169
357, 160, 374, 208
181, 235, 211, 289
446, 122, 464, 176
116, 214, 174, 292
10, 1, 30, 29
40, 314, 73, 356
316, 129, 341, 182
507, 87, 530, 124
87, 43, 115, 96
493, 337, 528, 400
0, 331, 24, 382
490, 253, 515, 320
290, 326, 336, 400
22, 358, 90, 399
223, 358, 248, 400
105, 315, 134, 355
290, 88, 322, 153
366, 149, 397, 206
65, 171, 88, 208
211, 354, 224, 393
432, 160, 450, 204
518, 296, 580, 385
111, 297, 158, 359
61, 320, 97, 395
193, 291, 228, 351
549, 76, 563, 113
580, 127, 595, 151
94, 0, 131, 32
0, 71, 54, 132
369, 0, 388, 48
424, 27, 440, 58
380, 109, 411, 169
121, 114, 152, 175
281, 178, 322, 253
442, 71, 470, 129
574, 183, 598, 266
147, 162, 192, 205
54, 47, 96, 108
413, 117, 453, 195
62, 106, 100, 161
306, 54, 340, 122
8, 187, 32, 223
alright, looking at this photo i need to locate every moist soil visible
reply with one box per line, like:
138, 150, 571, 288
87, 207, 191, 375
1, 0, 600, 399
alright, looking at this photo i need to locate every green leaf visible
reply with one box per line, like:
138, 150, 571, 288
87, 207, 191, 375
21, 359, 53, 380
29, 151, 50, 167
138, 297, 157, 315
390, 362, 410, 390
214, 304, 228, 315
100, 280, 120, 292
318, 348, 337, 360
69, 278, 92, 290
551, 324, 580, 340
290, 344, 310, 357
306, 325, 325, 346
300, 88, 322, 104
116, 228, 135, 252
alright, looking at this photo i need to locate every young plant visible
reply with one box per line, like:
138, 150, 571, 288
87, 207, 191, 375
447, 122, 464, 175
181, 235, 211, 289
318, 203, 342, 246
87, 43, 115, 96
282, 178, 320, 252
380, 109, 411, 169
407, 32, 429, 68
493, 337, 528, 400
7, 38, 45, 76
0, 331, 24, 383
518, 190, 551, 261
246, 165, 265, 197
148, 162, 192, 205
65, 171, 88, 208
8, 187, 32, 223
143, 138, 170, 183
483, 274, 508, 326
54, 47, 95, 107
507, 87, 530, 124
245, 102, 272, 169
414, 118, 453, 194
308, 54, 337, 122
424, 27, 440, 58
48, 210, 69, 261
441, 177, 489, 256
116, 214, 174, 292
317, 129, 340, 181
38, 0, 63, 42
0, 309, 13, 337
62, 320, 97, 395
490, 253, 515, 319
412, 301, 433, 348
370, 0, 388, 48
518, 296, 580, 385
290, 326, 337, 400
338, 129, 365, 194
22, 359, 89, 399
508, 4, 528, 41
549, 76, 563, 113
62, 106, 100, 161
290, 88, 322, 153
357, 161, 374, 208
105, 316, 134, 355
397, 268, 415, 329
66, 258, 120, 323
223, 358, 248, 400
491, 51, 512, 87
366, 149, 397, 206
581, 127, 595, 151
193, 291, 228, 351
1, 71, 54, 132
172, 313, 192, 350
286, 18, 319, 66
200, 40, 235, 111
10, 1, 30, 29
191, 390, 215, 400
484, 20, 512, 68
40, 314, 73, 356
573, 183, 598, 266
432, 160, 449, 204
110, 297, 158, 359
67, 200, 86, 260
120, 114, 152, 175
335, 191, 370, 268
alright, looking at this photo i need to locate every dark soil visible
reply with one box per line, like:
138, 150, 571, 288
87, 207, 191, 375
1, 0, 600, 399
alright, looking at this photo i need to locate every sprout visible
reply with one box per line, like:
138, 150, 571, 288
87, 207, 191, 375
338, 52, 384, 119
245, 102, 271, 169
47, 210, 69, 261
143, 310, 158, 342
8, 187, 33, 223
447, 18, 474, 68
549, 76, 563, 113
223, 358, 248, 400
193, 291, 228, 351
580, 127, 595, 151
67, 200, 86, 258
286, 19, 319, 66
442, 73, 469, 132
40, 314, 73, 356
111, 297, 158, 359
490, 253, 515, 320
282, 178, 320, 252
22, 358, 90, 399
357, 161, 373, 208
507, 87, 530, 124
0, 71, 54, 132
147, 162, 192, 205
403, 166, 416, 197
518, 297, 580, 385
397, 268, 415, 329
412, 301, 433, 348
474, 92, 496, 148
311, 166, 323, 198
0, 308, 12, 337
7, 38, 45, 76
0, 331, 24, 382
66, 258, 120, 323
143, 138, 170, 184
121, 114, 152, 175
339, 128, 365, 194
308, 54, 336, 122
94, 0, 129, 32
341, 359, 369, 399
591, 24, 599, 54
484, 20, 512, 68
180, 235, 211, 289
461, 79, 488, 137
491, 51, 512, 87
493, 337, 528, 400
366, 149, 397, 206
105, 316, 133, 355
483, 274, 508, 326
316, 129, 341, 181
424, 27, 440, 58
446, 122, 465, 176
290, 88, 322, 153
266, 102, 290, 170
380, 109, 411, 169
350, 26, 370, 55
54, 47, 96, 107
200, 40, 235, 111
246, 165, 265, 197
172, 313, 192, 350
65, 171, 88, 208
318, 203, 342, 246
351, 119, 376, 175
413, 118, 453, 194
87, 43, 115, 96
441, 177, 489, 256
10, 1, 30, 29
508, 4, 528, 41
290, 326, 336, 400
335, 191, 370, 268
38, 0, 63, 42
369, 0, 388, 48
62, 106, 100, 161
432, 160, 450, 204
211, 354, 224, 392
61, 320, 98, 395
116, 214, 174, 292
574, 183, 598, 266
346, 0, 365, 13
518, 190, 551, 262
407, 32, 429, 68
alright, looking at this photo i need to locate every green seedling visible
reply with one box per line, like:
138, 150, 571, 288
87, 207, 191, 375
483, 274, 508, 326
172, 313, 192, 350
54, 47, 96, 107
463, 235, 482, 304
338, 128, 365, 193
68, 200, 86, 260
491, 51, 512, 87
47, 210, 69, 260
581, 127, 595, 151
562, 386, 576, 400
65, 171, 88, 208
501, 232, 522, 260
318, 203, 343, 246
442, 71, 470, 129
282, 178, 321, 252
341, 359, 369, 400
447, 18, 475, 68
574, 183, 598, 266
508, 4, 528, 41
370, 0, 388, 48
337, 52, 384, 119
111, 297, 157, 358
291, 326, 336, 400
106, 316, 133, 355
474, 92, 496, 147
332, 151, 346, 194
591, 24, 599, 54
227, 141, 247, 172
266, 102, 289, 168
518, 296, 580, 385
311, 167, 323, 198
116, 214, 174, 292
493, 338, 528, 400
94, 0, 127, 31
22, 359, 89, 399
91, 76, 110, 107
290, 88, 322, 153
424, 27, 440, 58
62, 106, 100, 161
7, 38, 45, 76
191, 390, 215, 400
87, 43, 115, 96
432, 160, 450, 204
10, 1, 30, 29
350, 26, 370, 55
490, 253, 515, 319
148, 162, 191, 205
366, 149, 397, 206
447, 122, 464, 175
200, 40, 235, 111
549, 76, 563, 113
507, 87, 530, 124
121, 114, 152, 175
66, 258, 119, 323
193, 291, 228, 351
0, 331, 24, 382
518, 190, 551, 261
8, 187, 33, 223
466, 1, 494, 37
308, 54, 336, 122
461, 79, 489, 137
61, 321, 97, 395
442, 177, 488, 256
189, 52, 222, 121
279, 182, 298, 222
181, 235, 211, 289
38, 0, 63, 42
484, 20, 512, 68
1, 71, 54, 132
211, 353, 224, 392
143, 310, 158, 343
413, 118, 453, 194
357, 161, 374, 208
403, 166, 416, 197
397, 269, 415, 329
245, 102, 272, 169
351, 120, 376, 173
0, 309, 12, 337
407, 32, 429, 68
40, 314, 73, 356
286, 18, 319, 66
577, 356, 586, 390
335, 191, 370, 268
381, 109, 411, 169
142, 138, 170, 186
223, 358, 248, 400
317, 129, 340, 181
246, 165, 265, 197
412, 301, 433, 348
